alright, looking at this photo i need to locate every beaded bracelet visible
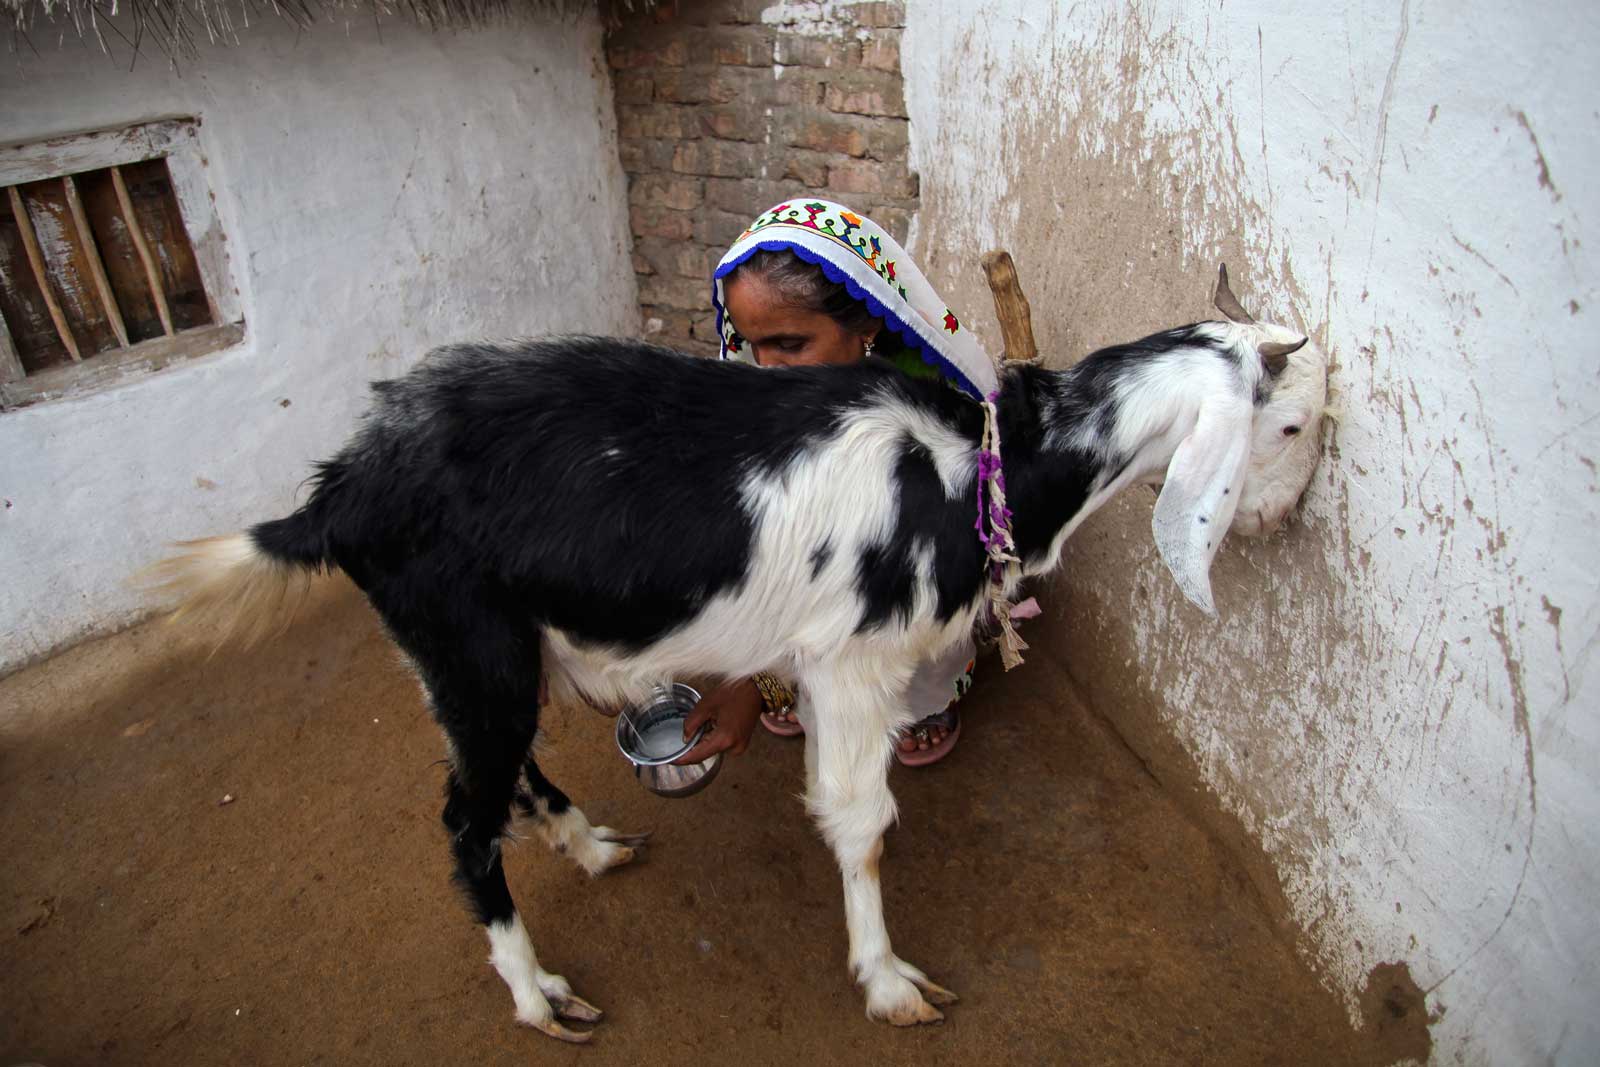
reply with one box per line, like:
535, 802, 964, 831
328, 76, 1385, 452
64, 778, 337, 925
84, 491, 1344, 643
752, 671, 796, 714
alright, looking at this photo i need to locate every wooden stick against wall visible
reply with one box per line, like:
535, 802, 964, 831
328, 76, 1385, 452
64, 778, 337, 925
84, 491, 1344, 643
980, 249, 1040, 366
7, 185, 81, 363
62, 175, 130, 349
110, 165, 174, 337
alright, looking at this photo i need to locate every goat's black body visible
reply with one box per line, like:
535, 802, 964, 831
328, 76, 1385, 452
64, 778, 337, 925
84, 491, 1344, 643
257, 337, 1007, 648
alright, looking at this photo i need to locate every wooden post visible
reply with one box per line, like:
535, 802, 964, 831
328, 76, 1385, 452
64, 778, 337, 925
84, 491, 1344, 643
980, 249, 1039, 365
62, 175, 130, 348
7, 185, 82, 363
111, 165, 174, 337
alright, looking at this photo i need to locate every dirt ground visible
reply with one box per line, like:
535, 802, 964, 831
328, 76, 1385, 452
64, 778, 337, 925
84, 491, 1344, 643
2, 586, 1405, 1066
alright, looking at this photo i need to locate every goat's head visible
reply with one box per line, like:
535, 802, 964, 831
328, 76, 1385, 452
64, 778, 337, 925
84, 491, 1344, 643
1212, 264, 1330, 539
1149, 265, 1330, 615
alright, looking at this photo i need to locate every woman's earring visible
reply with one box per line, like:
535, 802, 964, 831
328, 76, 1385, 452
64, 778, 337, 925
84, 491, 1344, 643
864, 337, 877, 359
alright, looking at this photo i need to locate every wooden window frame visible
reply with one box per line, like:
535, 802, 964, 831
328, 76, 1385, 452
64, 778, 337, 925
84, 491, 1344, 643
0, 118, 245, 411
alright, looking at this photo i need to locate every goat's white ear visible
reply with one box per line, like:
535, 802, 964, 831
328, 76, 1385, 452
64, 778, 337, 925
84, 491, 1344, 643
1151, 398, 1252, 616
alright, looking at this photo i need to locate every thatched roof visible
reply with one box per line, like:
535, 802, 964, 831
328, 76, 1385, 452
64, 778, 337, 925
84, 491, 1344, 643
6, 0, 625, 65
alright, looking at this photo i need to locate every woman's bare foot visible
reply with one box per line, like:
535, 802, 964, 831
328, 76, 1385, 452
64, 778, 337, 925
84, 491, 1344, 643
759, 705, 804, 737
893, 707, 961, 767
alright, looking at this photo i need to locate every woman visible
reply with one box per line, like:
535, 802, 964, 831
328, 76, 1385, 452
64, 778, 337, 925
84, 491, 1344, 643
674, 199, 989, 770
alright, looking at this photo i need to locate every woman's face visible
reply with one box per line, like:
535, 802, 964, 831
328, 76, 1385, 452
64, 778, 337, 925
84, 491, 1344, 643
724, 272, 876, 367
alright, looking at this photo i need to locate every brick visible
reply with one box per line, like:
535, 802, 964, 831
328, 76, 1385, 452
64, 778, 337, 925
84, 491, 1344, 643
826, 158, 883, 195
699, 105, 768, 143
639, 272, 713, 311
826, 161, 919, 199
613, 69, 654, 105
690, 310, 722, 345
777, 113, 868, 157
634, 236, 719, 279
635, 0, 770, 25
628, 172, 704, 211
703, 0, 773, 23
671, 139, 762, 178
686, 25, 776, 67
774, 34, 860, 68
694, 208, 755, 248
845, 2, 906, 29
704, 177, 808, 217
712, 65, 824, 108
640, 305, 695, 344
823, 69, 907, 118
864, 117, 910, 161
654, 66, 724, 105
675, 242, 720, 279
617, 137, 677, 172
781, 150, 830, 187
867, 205, 912, 242
618, 104, 694, 141
859, 29, 901, 72
607, 38, 688, 69
632, 252, 655, 276
630, 204, 693, 241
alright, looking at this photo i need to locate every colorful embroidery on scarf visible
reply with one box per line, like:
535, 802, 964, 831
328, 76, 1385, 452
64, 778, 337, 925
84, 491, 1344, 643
740, 201, 912, 303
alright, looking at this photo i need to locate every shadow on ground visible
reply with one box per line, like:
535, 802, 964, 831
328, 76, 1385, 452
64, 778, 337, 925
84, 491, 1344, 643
1, 586, 1400, 1065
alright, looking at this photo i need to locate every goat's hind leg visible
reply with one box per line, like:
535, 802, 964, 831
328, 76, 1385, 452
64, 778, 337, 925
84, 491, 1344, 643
517, 757, 649, 876
392, 598, 602, 1042
437, 722, 604, 1042
802, 664, 959, 1026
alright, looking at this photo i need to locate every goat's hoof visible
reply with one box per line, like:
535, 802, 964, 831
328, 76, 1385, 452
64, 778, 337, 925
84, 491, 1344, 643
552, 991, 603, 1024
893, 957, 959, 1006
586, 827, 650, 874
866, 967, 946, 1027
606, 843, 645, 871
528, 1017, 594, 1044
911, 976, 959, 1006
886, 998, 945, 1027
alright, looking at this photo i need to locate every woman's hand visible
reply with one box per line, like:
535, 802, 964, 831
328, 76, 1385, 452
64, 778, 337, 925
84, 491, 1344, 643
671, 677, 764, 765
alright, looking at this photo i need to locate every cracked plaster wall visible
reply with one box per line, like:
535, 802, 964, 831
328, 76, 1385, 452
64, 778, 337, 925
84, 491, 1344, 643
901, 2, 1597, 1063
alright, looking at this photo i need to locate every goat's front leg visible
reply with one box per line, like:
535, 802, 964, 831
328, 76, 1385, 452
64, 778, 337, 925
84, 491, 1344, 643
799, 667, 959, 1026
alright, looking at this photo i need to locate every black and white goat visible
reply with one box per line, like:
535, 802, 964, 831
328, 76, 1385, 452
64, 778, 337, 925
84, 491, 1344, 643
152, 268, 1327, 1040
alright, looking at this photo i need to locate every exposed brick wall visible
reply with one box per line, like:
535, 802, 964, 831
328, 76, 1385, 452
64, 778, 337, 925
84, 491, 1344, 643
606, 0, 916, 355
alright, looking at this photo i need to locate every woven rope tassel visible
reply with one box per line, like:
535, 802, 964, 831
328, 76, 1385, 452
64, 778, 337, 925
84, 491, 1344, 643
979, 397, 1028, 670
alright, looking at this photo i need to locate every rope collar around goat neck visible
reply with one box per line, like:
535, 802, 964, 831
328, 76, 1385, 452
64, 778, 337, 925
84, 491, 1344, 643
978, 391, 1027, 670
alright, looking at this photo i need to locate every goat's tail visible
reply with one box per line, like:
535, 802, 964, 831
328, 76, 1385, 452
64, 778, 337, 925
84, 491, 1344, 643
139, 506, 339, 650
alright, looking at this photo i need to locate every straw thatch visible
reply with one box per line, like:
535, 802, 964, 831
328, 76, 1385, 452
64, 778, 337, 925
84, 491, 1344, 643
6, 0, 631, 66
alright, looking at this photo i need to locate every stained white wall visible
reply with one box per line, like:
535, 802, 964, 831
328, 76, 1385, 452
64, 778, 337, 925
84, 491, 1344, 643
0, 9, 636, 673
903, 2, 1597, 1063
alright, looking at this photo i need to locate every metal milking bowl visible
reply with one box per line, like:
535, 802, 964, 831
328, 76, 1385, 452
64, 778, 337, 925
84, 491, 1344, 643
614, 683, 723, 798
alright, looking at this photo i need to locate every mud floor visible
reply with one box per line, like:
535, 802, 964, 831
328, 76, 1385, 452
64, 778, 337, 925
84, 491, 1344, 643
3, 586, 1400, 1065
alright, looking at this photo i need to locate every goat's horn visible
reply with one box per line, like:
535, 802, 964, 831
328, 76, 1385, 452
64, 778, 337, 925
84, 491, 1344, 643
1257, 337, 1307, 375
1214, 263, 1255, 325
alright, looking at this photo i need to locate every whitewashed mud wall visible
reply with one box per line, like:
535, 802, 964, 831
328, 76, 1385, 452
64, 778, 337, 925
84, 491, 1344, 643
902, 2, 1597, 1064
0, 11, 636, 673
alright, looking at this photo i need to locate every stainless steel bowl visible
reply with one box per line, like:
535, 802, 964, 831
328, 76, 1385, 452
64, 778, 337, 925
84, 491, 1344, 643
614, 683, 722, 798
